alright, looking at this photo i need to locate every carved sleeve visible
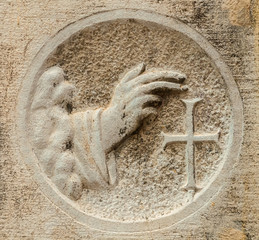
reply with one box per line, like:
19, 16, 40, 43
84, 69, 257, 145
30, 66, 116, 200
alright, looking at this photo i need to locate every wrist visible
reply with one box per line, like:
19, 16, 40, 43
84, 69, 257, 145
101, 105, 122, 153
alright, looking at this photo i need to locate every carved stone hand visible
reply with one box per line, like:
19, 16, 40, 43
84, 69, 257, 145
101, 63, 188, 153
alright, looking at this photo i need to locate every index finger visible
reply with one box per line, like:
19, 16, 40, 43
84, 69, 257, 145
131, 70, 186, 86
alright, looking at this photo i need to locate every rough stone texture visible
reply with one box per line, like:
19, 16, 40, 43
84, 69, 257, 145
0, 1, 258, 239
42, 20, 231, 222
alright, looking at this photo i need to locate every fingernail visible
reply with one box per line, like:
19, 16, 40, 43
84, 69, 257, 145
179, 76, 186, 82
181, 85, 188, 91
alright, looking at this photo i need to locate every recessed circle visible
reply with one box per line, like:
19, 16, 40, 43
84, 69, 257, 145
17, 9, 243, 232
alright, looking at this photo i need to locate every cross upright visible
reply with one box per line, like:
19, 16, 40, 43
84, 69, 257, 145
162, 98, 219, 192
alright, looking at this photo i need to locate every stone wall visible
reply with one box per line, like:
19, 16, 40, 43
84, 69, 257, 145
0, 1, 258, 239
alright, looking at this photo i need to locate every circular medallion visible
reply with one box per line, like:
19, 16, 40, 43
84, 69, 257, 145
17, 9, 243, 232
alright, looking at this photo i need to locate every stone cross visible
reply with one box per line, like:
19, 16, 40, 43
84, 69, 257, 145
162, 98, 219, 192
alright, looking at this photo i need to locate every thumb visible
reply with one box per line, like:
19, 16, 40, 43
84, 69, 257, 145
120, 63, 145, 83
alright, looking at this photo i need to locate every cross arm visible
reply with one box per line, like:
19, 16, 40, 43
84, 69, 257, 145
161, 132, 188, 149
193, 130, 219, 143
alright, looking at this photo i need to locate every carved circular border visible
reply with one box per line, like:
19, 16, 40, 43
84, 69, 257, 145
17, 9, 243, 233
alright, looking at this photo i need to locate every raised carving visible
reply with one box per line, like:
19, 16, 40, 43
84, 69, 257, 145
17, 9, 243, 232
162, 98, 219, 194
31, 63, 187, 200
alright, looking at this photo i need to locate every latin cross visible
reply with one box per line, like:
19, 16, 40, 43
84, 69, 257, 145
162, 98, 219, 192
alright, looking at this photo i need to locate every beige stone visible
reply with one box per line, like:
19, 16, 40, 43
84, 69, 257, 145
1, 1, 258, 239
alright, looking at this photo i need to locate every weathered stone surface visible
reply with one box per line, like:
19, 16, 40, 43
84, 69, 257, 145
0, 1, 258, 239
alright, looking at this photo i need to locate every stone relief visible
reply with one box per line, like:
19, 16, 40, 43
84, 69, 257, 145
162, 98, 219, 194
31, 63, 188, 200
17, 9, 243, 232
